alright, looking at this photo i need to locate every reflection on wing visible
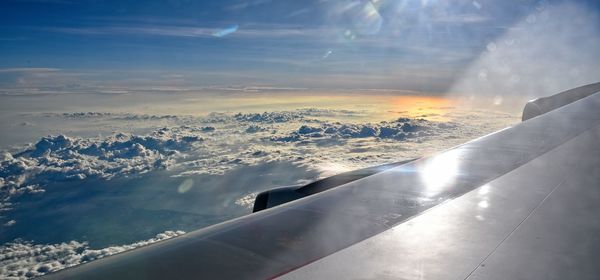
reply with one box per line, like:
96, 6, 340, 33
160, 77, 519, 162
41, 83, 600, 280
284, 84, 600, 280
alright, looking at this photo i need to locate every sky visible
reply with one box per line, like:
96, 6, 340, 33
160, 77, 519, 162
1, 0, 598, 95
2, 1, 599, 277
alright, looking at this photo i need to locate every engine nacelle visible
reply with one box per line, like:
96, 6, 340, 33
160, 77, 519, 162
252, 160, 415, 212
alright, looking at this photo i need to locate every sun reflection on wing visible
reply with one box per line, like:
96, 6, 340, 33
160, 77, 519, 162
419, 149, 463, 196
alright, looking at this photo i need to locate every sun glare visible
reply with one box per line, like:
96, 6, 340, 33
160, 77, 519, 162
419, 149, 463, 196
387, 96, 456, 121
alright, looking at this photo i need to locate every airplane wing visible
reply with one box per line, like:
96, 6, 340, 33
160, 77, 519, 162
41, 83, 600, 280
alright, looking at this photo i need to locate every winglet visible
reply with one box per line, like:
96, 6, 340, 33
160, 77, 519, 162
522, 82, 600, 121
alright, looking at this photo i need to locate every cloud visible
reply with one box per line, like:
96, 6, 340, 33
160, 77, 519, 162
0, 106, 519, 277
3, 107, 515, 214
245, 125, 264, 133
0, 230, 185, 279
0, 68, 61, 73
432, 13, 489, 24
235, 192, 258, 208
177, 108, 513, 179
57, 112, 182, 121
234, 111, 306, 123
0, 129, 202, 210
1, 108, 517, 209
271, 118, 449, 142
44, 24, 331, 39
226, 0, 273, 11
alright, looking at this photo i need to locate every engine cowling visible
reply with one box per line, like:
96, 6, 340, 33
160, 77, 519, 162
253, 160, 415, 212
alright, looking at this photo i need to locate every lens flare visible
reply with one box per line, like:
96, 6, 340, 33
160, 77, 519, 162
177, 178, 194, 193
344, 1, 383, 36
212, 24, 239, 38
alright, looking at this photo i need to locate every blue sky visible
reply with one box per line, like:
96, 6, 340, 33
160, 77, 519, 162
1, 0, 599, 93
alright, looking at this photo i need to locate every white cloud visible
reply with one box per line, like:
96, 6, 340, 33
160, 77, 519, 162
1, 108, 517, 210
0, 130, 202, 209
44, 24, 331, 39
235, 192, 258, 208
0, 106, 518, 277
271, 118, 450, 142
432, 14, 489, 24
0, 230, 185, 279
0, 68, 61, 73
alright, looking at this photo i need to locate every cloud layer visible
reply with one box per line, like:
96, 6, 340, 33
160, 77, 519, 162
271, 118, 453, 142
1, 108, 515, 210
0, 107, 517, 278
0, 230, 185, 279
1, 130, 202, 212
